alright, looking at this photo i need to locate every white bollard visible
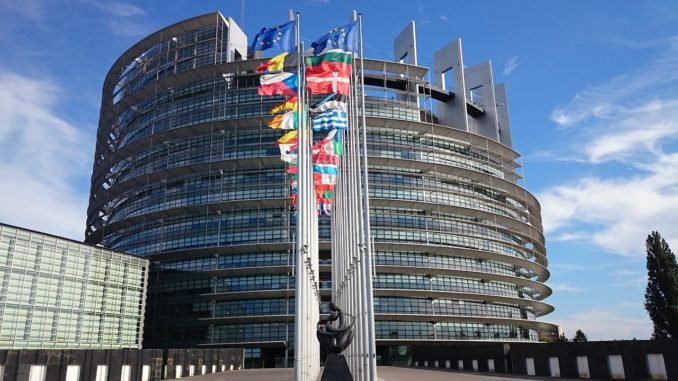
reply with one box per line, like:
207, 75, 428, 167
647, 354, 668, 380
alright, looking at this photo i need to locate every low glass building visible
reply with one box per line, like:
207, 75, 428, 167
0, 224, 148, 349
85, 12, 557, 367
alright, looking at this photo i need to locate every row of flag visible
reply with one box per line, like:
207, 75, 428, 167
251, 19, 358, 216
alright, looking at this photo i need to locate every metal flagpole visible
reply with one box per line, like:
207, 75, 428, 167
349, 54, 367, 381
293, 12, 302, 379
293, 11, 320, 381
357, 13, 378, 381
355, 65, 369, 381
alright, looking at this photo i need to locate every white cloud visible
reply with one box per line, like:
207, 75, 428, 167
549, 282, 586, 292
108, 18, 151, 38
0, 71, 91, 240
0, 0, 44, 20
610, 270, 647, 288
548, 263, 588, 272
503, 56, 519, 76
540, 36, 678, 256
85, 0, 145, 17
550, 231, 592, 242
551, 36, 678, 128
440, 14, 449, 22
550, 308, 651, 340
540, 165, 678, 256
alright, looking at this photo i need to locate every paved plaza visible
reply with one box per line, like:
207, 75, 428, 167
167, 366, 580, 381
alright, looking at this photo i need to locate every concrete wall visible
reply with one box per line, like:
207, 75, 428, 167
0, 348, 243, 381
404, 340, 678, 380
509, 340, 678, 380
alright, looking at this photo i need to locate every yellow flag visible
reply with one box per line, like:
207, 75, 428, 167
276, 130, 298, 144
271, 99, 298, 114
256, 52, 289, 73
268, 112, 297, 130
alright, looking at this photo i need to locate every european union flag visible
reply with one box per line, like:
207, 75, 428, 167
249, 20, 296, 53
311, 21, 359, 56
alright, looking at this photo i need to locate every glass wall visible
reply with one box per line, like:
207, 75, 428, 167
0, 224, 148, 349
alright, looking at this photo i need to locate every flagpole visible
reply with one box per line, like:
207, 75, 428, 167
357, 13, 377, 381
293, 11, 304, 381
348, 44, 366, 381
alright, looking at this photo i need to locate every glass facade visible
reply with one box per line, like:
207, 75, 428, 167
0, 224, 148, 349
86, 12, 555, 366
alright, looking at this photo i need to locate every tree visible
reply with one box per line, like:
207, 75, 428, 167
644, 231, 678, 339
555, 333, 569, 342
572, 329, 588, 342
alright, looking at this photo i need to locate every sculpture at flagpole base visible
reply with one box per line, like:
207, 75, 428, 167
317, 301, 354, 354
317, 301, 355, 381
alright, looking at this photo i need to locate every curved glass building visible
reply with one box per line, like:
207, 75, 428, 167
86, 12, 556, 367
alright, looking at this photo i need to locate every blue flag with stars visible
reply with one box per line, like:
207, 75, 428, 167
311, 21, 359, 56
249, 20, 296, 53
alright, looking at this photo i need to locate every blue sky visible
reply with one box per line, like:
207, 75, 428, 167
1, 0, 677, 340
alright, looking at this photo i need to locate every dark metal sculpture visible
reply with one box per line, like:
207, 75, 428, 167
316, 301, 354, 354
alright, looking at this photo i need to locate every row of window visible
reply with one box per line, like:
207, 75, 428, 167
105, 186, 523, 234
151, 271, 534, 298
371, 186, 523, 221
0, 306, 141, 346
374, 274, 534, 299
159, 251, 291, 272
372, 213, 523, 247
214, 298, 293, 317
106, 130, 510, 194
205, 321, 538, 343
107, 211, 532, 260
0, 272, 143, 315
114, 23, 224, 103
376, 321, 538, 341
369, 172, 521, 209
198, 295, 530, 321
375, 251, 529, 278
155, 250, 530, 279
374, 297, 535, 320
107, 127, 508, 192
104, 178, 524, 234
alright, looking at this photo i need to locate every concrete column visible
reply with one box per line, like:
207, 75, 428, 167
394, 21, 419, 108
433, 39, 469, 132
394, 21, 417, 65
494, 83, 513, 147
464, 61, 500, 141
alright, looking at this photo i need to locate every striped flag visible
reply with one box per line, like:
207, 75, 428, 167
271, 97, 298, 114
314, 129, 344, 156
256, 52, 289, 73
306, 49, 352, 96
259, 72, 298, 96
268, 111, 297, 130
279, 143, 297, 163
276, 130, 298, 145
316, 190, 333, 199
312, 110, 348, 131
311, 93, 348, 113
306, 71, 350, 96
313, 164, 338, 175
314, 173, 337, 185
318, 203, 332, 216
313, 152, 338, 165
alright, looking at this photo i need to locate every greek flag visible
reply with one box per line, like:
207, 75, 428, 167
312, 110, 348, 132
